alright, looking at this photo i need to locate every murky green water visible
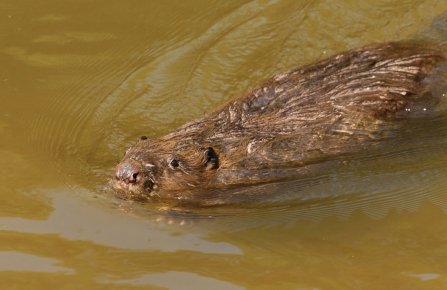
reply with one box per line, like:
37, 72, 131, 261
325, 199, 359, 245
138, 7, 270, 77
2, 0, 447, 289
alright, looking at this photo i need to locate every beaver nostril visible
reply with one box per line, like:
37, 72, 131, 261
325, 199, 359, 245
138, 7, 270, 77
124, 171, 140, 184
129, 172, 140, 183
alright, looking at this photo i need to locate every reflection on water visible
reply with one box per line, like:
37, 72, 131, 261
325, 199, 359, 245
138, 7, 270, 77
2, 0, 447, 289
0, 252, 75, 274
110, 272, 245, 290
0, 192, 241, 254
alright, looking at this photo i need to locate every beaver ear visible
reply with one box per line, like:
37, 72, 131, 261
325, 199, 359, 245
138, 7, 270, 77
204, 147, 219, 170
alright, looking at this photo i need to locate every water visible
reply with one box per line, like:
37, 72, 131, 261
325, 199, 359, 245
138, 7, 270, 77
2, 0, 447, 289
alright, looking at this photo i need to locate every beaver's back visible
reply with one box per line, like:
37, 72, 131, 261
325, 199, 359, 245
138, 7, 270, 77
164, 42, 445, 171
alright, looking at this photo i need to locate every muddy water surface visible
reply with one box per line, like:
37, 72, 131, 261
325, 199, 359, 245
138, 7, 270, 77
3, 0, 447, 289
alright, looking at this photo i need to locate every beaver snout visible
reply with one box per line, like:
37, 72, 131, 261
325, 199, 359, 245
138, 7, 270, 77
115, 160, 142, 189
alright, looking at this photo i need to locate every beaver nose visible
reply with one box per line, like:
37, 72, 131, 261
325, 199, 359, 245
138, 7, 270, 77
115, 161, 142, 185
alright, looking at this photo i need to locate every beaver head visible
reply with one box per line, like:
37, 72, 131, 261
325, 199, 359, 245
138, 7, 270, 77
114, 136, 219, 200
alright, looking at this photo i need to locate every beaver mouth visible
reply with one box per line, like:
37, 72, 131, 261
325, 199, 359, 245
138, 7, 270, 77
114, 177, 154, 193
113, 177, 155, 202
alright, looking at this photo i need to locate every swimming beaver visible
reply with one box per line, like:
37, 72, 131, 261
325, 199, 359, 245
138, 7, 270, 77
114, 41, 446, 202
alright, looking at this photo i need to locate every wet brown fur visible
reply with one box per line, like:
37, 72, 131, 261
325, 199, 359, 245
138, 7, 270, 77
115, 41, 446, 201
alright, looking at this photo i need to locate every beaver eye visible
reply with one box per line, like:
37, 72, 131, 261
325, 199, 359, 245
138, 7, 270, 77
169, 159, 179, 168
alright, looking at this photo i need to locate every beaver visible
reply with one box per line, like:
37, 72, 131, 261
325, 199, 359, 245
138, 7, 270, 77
113, 41, 446, 202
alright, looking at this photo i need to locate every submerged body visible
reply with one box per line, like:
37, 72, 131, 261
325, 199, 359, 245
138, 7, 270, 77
114, 42, 446, 202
